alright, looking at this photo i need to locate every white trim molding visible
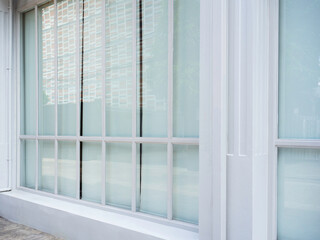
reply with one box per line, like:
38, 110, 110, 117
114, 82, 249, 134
268, 0, 278, 239
227, 0, 269, 239
199, 0, 227, 239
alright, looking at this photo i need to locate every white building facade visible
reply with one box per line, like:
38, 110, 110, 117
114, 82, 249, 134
0, 0, 319, 239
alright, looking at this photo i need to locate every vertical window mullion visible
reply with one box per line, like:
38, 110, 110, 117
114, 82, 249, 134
54, 139, 58, 194
35, 6, 39, 191
131, 0, 137, 212
35, 117, 39, 189
76, 0, 80, 200
76, 139, 80, 199
132, 141, 137, 212
167, 0, 174, 220
101, 0, 106, 206
167, 142, 173, 219
54, 0, 58, 195
17, 12, 21, 188
101, 141, 105, 205
54, 0, 58, 139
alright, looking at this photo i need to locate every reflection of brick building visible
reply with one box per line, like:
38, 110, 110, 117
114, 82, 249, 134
40, 0, 166, 112
40, 3, 55, 105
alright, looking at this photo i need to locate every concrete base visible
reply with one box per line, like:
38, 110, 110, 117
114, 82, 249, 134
0, 190, 198, 240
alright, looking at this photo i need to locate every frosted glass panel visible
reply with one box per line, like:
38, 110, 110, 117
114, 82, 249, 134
173, 0, 199, 138
57, 0, 77, 136
80, 0, 102, 136
21, 10, 36, 135
58, 141, 76, 198
20, 140, 36, 189
278, 148, 320, 240
105, 0, 132, 137
38, 2, 55, 135
136, 144, 167, 217
173, 145, 198, 224
136, 0, 168, 137
279, 0, 320, 139
81, 142, 101, 203
105, 143, 131, 209
38, 140, 55, 193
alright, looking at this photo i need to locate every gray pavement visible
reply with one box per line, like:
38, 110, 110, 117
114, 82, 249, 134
0, 217, 61, 240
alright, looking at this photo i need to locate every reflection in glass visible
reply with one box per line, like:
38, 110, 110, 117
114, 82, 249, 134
38, 2, 55, 135
105, 0, 132, 136
20, 140, 36, 189
57, 0, 77, 136
81, 142, 101, 203
136, 144, 167, 217
279, 0, 320, 139
21, 10, 36, 135
173, 145, 198, 224
278, 148, 320, 240
80, 0, 102, 136
58, 141, 76, 198
173, 0, 199, 138
105, 143, 131, 209
136, 0, 168, 137
38, 140, 55, 193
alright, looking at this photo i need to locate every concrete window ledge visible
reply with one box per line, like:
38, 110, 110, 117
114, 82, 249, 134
0, 190, 198, 240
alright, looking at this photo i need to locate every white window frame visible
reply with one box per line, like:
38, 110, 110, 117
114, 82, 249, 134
268, 1, 279, 237
268, 0, 320, 239
0, 0, 12, 192
13, 0, 228, 239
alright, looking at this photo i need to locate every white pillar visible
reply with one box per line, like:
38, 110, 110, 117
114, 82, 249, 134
227, 0, 269, 239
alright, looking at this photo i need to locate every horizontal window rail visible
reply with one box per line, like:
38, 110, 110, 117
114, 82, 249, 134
275, 139, 320, 148
20, 135, 199, 144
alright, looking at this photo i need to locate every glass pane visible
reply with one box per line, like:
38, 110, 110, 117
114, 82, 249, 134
278, 148, 320, 240
173, 0, 200, 138
80, 0, 103, 136
81, 142, 101, 203
105, 143, 131, 209
21, 10, 36, 135
38, 140, 55, 193
173, 145, 198, 224
20, 140, 36, 189
58, 141, 76, 198
136, 0, 168, 137
136, 143, 167, 217
105, 0, 132, 137
279, 0, 320, 139
38, 2, 55, 136
57, 0, 77, 136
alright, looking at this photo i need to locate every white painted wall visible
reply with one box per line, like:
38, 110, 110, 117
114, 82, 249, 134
0, 0, 10, 191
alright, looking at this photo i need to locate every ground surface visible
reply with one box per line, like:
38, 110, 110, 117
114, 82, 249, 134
0, 217, 60, 240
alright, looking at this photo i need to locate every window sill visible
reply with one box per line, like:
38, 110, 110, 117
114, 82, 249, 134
0, 189, 198, 240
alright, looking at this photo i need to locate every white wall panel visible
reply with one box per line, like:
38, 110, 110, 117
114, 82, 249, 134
0, 0, 9, 191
